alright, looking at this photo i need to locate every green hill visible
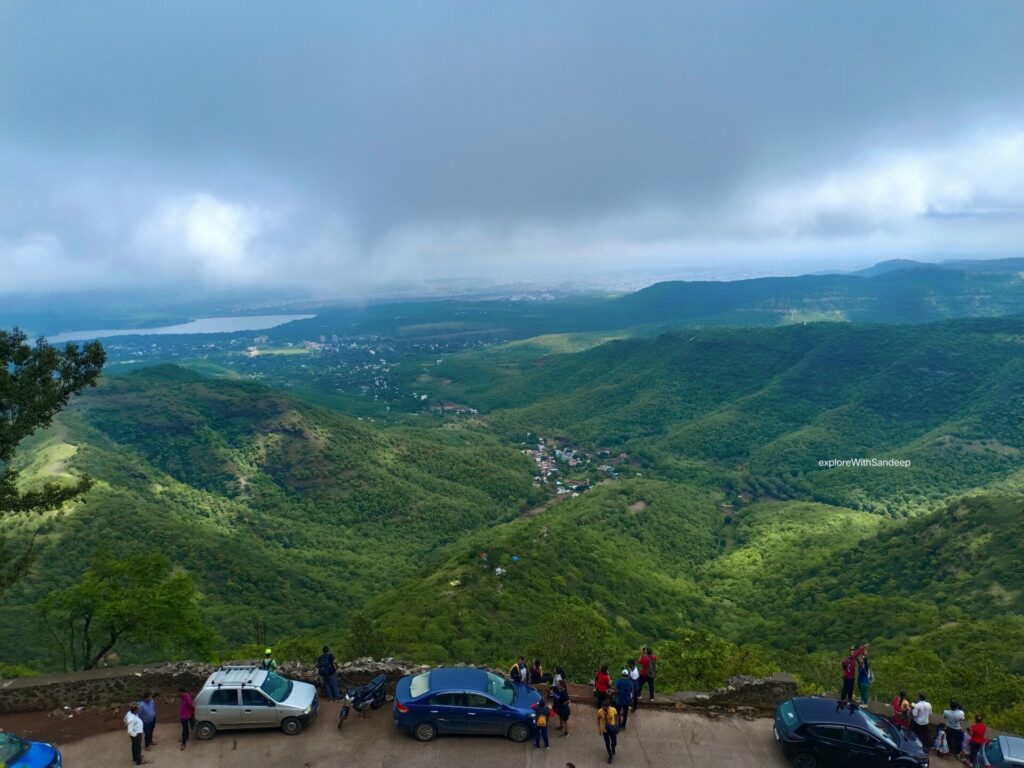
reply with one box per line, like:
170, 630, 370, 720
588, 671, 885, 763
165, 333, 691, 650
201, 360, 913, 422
0, 365, 541, 664
419, 318, 1024, 515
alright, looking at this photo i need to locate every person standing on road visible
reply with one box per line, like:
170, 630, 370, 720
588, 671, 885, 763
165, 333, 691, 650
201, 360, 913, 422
969, 713, 987, 764
532, 698, 553, 749
911, 692, 933, 749
942, 700, 965, 759
260, 648, 277, 672
856, 650, 873, 704
840, 643, 867, 702
178, 687, 195, 751
138, 692, 157, 750
125, 704, 148, 765
626, 659, 640, 711
597, 698, 619, 764
891, 690, 911, 727
594, 664, 612, 706
317, 645, 342, 701
552, 679, 571, 737
614, 670, 634, 731
638, 647, 657, 701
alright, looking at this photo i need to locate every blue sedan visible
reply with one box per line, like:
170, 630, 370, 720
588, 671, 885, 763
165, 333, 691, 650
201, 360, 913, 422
0, 732, 62, 768
393, 667, 543, 743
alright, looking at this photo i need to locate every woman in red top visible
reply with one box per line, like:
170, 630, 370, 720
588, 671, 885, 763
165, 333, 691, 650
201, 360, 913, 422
178, 687, 195, 751
969, 714, 987, 764
890, 690, 911, 727
595, 664, 612, 706
638, 646, 657, 701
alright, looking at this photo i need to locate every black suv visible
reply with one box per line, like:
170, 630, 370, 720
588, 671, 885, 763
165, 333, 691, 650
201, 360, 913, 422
774, 696, 929, 768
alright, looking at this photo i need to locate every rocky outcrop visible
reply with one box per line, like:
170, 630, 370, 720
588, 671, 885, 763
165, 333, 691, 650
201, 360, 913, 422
667, 673, 798, 715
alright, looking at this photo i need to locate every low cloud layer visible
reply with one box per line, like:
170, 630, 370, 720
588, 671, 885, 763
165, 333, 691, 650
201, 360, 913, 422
2, 1, 1023, 296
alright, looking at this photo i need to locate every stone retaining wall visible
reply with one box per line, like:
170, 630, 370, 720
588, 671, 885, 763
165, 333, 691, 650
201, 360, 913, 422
0, 658, 426, 715
0, 660, 797, 717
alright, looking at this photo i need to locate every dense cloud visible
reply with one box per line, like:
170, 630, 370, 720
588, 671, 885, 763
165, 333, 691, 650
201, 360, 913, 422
2, 1, 1023, 296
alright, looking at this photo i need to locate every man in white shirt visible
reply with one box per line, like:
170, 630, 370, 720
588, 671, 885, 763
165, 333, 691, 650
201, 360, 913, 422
125, 704, 148, 765
910, 692, 933, 749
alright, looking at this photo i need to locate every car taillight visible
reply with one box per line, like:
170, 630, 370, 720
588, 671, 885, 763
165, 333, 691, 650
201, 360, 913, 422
395, 700, 409, 713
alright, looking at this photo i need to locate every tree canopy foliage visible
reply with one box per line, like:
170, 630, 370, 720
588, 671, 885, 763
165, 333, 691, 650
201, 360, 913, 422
0, 329, 104, 589
37, 548, 213, 671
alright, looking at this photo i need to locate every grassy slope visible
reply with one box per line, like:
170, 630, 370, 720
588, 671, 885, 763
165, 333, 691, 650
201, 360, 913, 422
0, 366, 541, 665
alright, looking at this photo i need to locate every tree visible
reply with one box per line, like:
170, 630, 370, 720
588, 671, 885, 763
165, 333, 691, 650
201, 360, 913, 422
0, 328, 105, 587
37, 548, 215, 671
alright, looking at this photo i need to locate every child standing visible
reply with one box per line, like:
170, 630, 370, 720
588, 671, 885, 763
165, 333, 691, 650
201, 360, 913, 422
933, 724, 949, 757
532, 699, 553, 749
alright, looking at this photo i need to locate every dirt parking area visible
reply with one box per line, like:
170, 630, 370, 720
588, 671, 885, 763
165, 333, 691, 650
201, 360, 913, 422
5, 698, 791, 768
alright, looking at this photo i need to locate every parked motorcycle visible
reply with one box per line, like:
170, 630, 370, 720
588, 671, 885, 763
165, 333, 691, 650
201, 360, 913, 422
337, 674, 388, 729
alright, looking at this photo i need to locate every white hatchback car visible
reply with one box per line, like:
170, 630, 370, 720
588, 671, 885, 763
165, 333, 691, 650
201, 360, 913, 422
193, 665, 318, 739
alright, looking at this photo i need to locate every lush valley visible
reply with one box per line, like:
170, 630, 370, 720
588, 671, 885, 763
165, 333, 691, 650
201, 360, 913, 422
3, 295, 1024, 731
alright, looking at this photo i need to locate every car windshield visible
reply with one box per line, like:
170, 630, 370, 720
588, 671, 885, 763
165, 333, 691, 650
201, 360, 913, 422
0, 733, 25, 762
985, 740, 1005, 762
486, 672, 515, 705
860, 709, 898, 748
259, 672, 293, 702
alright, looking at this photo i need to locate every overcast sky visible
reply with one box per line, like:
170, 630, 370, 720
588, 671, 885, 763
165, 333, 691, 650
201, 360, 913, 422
2, 1, 1024, 298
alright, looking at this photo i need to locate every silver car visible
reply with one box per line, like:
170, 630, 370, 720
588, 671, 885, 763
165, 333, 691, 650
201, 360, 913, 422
976, 736, 1024, 767
194, 665, 318, 739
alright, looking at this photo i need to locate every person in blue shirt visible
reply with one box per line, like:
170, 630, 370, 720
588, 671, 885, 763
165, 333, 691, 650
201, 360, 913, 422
614, 670, 635, 731
138, 692, 158, 750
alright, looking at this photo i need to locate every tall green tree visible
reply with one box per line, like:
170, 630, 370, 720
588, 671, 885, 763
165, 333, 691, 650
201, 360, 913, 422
0, 328, 105, 588
37, 548, 215, 671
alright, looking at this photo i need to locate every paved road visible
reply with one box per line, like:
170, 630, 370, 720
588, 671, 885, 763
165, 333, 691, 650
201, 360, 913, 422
60, 701, 791, 768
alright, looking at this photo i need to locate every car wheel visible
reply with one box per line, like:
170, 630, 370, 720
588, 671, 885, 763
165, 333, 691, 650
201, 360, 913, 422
792, 754, 818, 768
281, 717, 303, 736
194, 721, 216, 741
414, 721, 438, 742
508, 722, 531, 743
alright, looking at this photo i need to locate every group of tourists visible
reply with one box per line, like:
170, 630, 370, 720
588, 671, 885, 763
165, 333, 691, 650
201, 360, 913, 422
840, 643, 989, 765
891, 691, 988, 764
122, 688, 196, 765
512, 646, 658, 764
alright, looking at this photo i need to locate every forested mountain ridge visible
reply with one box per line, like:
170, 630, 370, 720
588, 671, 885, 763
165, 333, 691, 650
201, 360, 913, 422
267, 264, 1024, 344
3, 312, 1024, 730
419, 317, 1024, 515
0, 366, 540, 663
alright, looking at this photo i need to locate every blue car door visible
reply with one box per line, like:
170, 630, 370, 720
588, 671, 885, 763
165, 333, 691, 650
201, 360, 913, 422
463, 692, 512, 735
425, 693, 468, 734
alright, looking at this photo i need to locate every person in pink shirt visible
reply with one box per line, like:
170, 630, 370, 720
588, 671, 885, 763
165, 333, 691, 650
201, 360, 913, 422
178, 687, 195, 751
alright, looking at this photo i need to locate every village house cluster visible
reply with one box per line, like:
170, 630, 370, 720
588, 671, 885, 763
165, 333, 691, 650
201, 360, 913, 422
523, 436, 596, 495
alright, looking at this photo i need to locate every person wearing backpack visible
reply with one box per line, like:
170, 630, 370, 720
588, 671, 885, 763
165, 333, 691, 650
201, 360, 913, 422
840, 643, 867, 702
856, 649, 873, 704
627, 659, 640, 712
317, 645, 341, 701
597, 697, 620, 763
638, 647, 657, 701
532, 699, 553, 749
614, 670, 634, 731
